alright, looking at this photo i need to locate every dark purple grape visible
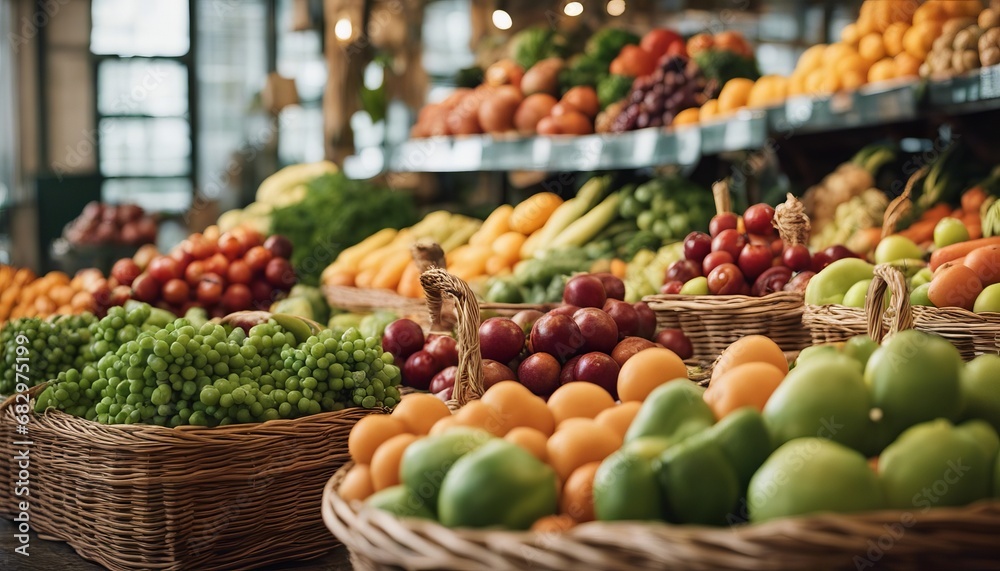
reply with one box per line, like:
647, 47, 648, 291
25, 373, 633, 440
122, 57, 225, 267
649, 115, 664, 127
636, 112, 651, 129
630, 89, 645, 104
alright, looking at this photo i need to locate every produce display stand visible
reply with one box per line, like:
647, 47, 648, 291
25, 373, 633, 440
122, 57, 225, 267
0, 384, 373, 571
322, 268, 1000, 571
804, 263, 1000, 360
345, 68, 1000, 179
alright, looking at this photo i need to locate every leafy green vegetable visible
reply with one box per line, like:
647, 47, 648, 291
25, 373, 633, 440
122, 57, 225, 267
453, 65, 484, 89
585, 28, 640, 64
692, 49, 760, 89
510, 27, 566, 69
270, 173, 417, 285
597, 74, 634, 109
559, 54, 606, 90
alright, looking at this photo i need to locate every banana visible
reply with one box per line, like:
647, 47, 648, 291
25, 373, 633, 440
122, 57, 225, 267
271, 313, 317, 344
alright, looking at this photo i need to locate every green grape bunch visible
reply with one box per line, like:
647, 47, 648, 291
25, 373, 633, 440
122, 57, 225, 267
34, 312, 402, 427
1, 313, 98, 394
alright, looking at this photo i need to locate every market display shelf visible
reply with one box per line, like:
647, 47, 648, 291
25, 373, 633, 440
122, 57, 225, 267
927, 64, 1000, 113
344, 67, 1000, 178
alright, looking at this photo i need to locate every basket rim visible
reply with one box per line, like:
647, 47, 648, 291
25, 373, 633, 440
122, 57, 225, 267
322, 461, 1000, 546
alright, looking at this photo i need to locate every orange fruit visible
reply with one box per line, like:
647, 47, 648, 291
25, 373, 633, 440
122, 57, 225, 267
546, 419, 622, 481
712, 335, 788, 383
699, 99, 720, 122
903, 21, 942, 60
894, 52, 921, 78
428, 414, 460, 436
672, 107, 700, 126
391, 393, 452, 435
703, 362, 786, 420
338, 464, 375, 503
796, 44, 827, 74
841, 70, 868, 91
841, 22, 860, 46
370, 433, 419, 491
859, 33, 887, 63
451, 400, 507, 436
481, 380, 556, 436
505, 426, 549, 462
617, 347, 688, 403
348, 415, 409, 465
928, 264, 983, 311
868, 58, 898, 83
717, 78, 755, 113
594, 401, 642, 439
560, 461, 601, 522
547, 382, 616, 426
883, 22, 909, 57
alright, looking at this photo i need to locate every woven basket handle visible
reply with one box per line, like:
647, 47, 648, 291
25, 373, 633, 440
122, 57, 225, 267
772, 193, 811, 246
881, 165, 929, 239
419, 267, 484, 408
864, 264, 914, 343
712, 179, 731, 216
0, 382, 49, 414
412, 241, 447, 329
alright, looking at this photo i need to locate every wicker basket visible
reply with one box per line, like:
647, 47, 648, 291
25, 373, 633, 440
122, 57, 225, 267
0, 385, 372, 571
803, 264, 1000, 359
644, 191, 812, 363
322, 269, 1000, 570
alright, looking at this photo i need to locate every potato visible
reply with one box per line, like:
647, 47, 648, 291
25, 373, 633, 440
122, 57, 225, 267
953, 26, 983, 51
943, 17, 976, 37
983, 46, 1000, 67
981, 27, 1000, 52
951, 49, 980, 74
980, 8, 1000, 30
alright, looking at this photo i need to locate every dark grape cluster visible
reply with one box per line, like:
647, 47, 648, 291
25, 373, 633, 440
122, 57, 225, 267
35, 314, 401, 427
611, 56, 714, 132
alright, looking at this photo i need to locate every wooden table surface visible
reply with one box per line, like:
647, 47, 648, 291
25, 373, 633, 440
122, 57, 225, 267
0, 518, 355, 571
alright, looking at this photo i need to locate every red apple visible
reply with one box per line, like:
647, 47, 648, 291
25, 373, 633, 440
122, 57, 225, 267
518, 353, 562, 398
654, 329, 694, 360
479, 317, 525, 363
738, 243, 774, 281
743, 203, 776, 236
702, 251, 734, 275
563, 274, 608, 308
592, 272, 626, 301
603, 299, 639, 338
530, 314, 585, 362
710, 213, 739, 238
683, 231, 713, 263
707, 263, 745, 295
573, 352, 620, 399
572, 307, 619, 354
711, 229, 747, 260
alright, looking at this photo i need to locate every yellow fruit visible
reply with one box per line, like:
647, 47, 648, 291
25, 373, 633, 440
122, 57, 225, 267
560, 461, 601, 523
868, 58, 898, 83
903, 21, 942, 60
547, 382, 616, 426
672, 107, 701, 126
699, 99, 720, 122
339, 464, 376, 503
348, 415, 409, 465
711, 335, 789, 383
841, 70, 868, 91
391, 393, 452, 435
841, 22, 861, 46
717, 78, 755, 113
824, 43, 857, 67
370, 433, 419, 491
834, 53, 871, 77
505, 426, 549, 462
509, 193, 563, 235
859, 33, 887, 63
617, 348, 689, 403
797, 44, 827, 74
481, 380, 556, 436
546, 419, 622, 481
594, 401, 642, 439
894, 52, 922, 78
884, 22, 910, 57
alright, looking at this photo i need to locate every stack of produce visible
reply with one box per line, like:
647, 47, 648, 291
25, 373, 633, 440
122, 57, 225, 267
610, 55, 713, 132
804, 145, 895, 254
980, 6, 1000, 66
320, 211, 481, 296
341, 329, 1000, 531
108, 227, 297, 318
686, 31, 760, 90
0, 266, 106, 321
389, 271, 692, 400
32, 304, 402, 426
217, 161, 340, 235
660, 199, 828, 297
921, 7, 998, 78
62, 202, 158, 247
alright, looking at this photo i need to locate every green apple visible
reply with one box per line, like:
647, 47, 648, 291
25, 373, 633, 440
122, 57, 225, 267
910, 267, 934, 289
842, 279, 872, 308
933, 217, 970, 249
961, 354, 1000, 433
680, 276, 709, 296
874, 235, 923, 265
973, 283, 1000, 313
910, 282, 933, 306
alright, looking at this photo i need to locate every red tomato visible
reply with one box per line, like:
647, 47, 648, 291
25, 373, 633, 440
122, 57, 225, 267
641, 29, 683, 60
